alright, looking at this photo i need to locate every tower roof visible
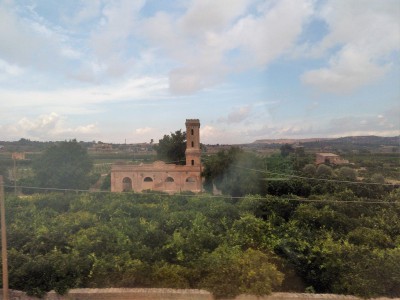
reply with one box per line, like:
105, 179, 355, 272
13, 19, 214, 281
185, 119, 200, 126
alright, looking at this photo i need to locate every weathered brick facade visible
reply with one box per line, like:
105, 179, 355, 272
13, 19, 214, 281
111, 119, 202, 193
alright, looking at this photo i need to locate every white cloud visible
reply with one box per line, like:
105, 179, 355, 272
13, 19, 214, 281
301, 48, 389, 93
179, 0, 251, 36
142, 0, 313, 94
326, 107, 400, 137
301, 0, 400, 93
218, 106, 252, 124
2, 112, 98, 141
0, 75, 168, 113
0, 3, 45, 66
75, 124, 98, 134
200, 125, 234, 144
86, 0, 145, 79
68, 0, 102, 24
0, 59, 24, 77
246, 122, 314, 139
226, 0, 313, 67
0, 1, 89, 86
135, 127, 153, 135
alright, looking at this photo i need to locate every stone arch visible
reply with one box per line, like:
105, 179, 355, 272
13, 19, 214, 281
122, 177, 132, 192
143, 176, 154, 190
165, 176, 174, 182
165, 176, 176, 191
186, 177, 196, 182
184, 176, 197, 191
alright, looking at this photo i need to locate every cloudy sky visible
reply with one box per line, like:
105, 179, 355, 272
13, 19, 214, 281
0, 0, 399, 144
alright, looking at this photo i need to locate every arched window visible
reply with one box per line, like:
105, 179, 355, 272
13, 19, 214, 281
142, 176, 154, 190
191, 159, 194, 166
122, 177, 132, 192
191, 129, 194, 135
191, 141, 194, 147
186, 177, 196, 183
165, 177, 174, 182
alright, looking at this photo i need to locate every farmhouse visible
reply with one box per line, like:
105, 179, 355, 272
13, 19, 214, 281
315, 153, 349, 165
111, 119, 202, 193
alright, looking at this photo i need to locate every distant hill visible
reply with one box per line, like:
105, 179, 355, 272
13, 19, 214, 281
323, 135, 400, 146
253, 138, 331, 144
253, 136, 400, 147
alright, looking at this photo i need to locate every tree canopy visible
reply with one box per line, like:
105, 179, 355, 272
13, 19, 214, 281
4, 190, 400, 298
32, 140, 93, 189
154, 130, 186, 164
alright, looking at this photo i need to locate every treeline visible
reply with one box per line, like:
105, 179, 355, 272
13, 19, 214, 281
3, 190, 400, 298
202, 147, 398, 199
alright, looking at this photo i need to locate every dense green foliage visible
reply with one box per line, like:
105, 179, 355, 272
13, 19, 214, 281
202, 147, 268, 196
32, 140, 93, 190
3, 190, 400, 298
1, 139, 399, 298
154, 130, 186, 164
203, 148, 398, 199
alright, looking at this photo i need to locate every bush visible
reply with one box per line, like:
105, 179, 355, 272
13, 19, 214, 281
198, 245, 283, 298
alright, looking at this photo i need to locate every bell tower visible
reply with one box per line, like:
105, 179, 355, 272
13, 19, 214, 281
185, 119, 201, 166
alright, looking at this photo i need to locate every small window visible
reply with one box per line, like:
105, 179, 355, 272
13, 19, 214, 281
144, 177, 153, 182
191, 141, 194, 147
191, 160, 194, 166
191, 129, 194, 135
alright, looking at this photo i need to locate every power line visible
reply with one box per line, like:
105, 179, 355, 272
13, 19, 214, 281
232, 165, 399, 186
1, 183, 398, 205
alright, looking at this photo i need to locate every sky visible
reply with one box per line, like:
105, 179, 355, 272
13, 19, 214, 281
0, 0, 399, 144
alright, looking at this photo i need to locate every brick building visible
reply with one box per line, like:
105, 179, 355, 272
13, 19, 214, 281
111, 119, 202, 193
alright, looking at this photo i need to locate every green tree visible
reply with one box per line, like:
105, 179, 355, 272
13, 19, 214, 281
316, 164, 333, 178
302, 164, 316, 176
32, 140, 93, 189
280, 144, 294, 157
337, 167, 357, 181
100, 173, 111, 190
198, 245, 283, 298
202, 147, 268, 196
202, 147, 241, 192
154, 130, 186, 164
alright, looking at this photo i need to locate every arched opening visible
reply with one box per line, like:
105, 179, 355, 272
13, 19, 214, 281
143, 176, 154, 190
122, 177, 132, 192
184, 176, 197, 192
165, 176, 176, 191
191, 129, 194, 135
186, 177, 196, 183
165, 177, 174, 182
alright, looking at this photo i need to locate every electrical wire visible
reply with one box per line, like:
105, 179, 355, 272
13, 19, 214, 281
1, 183, 398, 205
232, 165, 399, 186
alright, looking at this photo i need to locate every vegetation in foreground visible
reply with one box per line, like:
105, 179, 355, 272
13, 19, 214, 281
2, 190, 400, 298
0, 139, 399, 298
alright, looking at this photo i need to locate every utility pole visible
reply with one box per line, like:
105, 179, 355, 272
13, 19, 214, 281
13, 158, 16, 195
0, 175, 9, 300
11, 152, 25, 196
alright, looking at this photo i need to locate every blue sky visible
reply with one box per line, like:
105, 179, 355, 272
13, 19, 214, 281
0, 0, 399, 144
